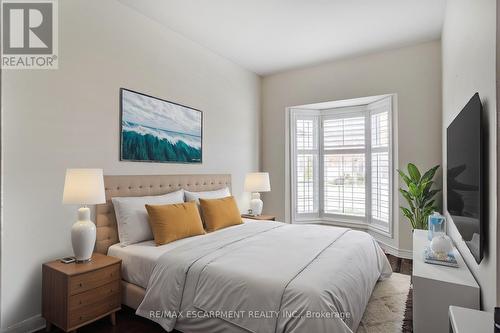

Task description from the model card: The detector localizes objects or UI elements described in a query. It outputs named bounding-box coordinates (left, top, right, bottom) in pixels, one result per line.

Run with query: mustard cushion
left=145, top=201, right=205, bottom=246
left=199, top=196, right=243, bottom=232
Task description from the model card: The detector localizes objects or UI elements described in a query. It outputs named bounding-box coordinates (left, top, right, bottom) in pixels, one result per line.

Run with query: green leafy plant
left=398, top=163, right=440, bottom=230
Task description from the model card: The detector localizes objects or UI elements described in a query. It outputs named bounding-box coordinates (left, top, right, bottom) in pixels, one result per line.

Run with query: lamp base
left=71, top=207, right=96, bottom=262
left=250, top=192, right=263, bottom=215
left=75, top=258, right=92, bottom=263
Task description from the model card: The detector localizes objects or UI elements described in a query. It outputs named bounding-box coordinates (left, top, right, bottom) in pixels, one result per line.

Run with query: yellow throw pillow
left=199, top=196, right=243, bottom=232
left=145, top=201, right=205, bottom=246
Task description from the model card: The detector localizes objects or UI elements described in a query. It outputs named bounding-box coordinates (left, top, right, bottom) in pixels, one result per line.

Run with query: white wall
left=262, top=41, right=442, bottom=254
left=442, top=0, right=498, bottom=311
left=0, top=0, right=261, bottom=329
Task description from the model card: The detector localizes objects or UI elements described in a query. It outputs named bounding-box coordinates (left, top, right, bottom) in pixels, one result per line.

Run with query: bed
left=96, top=174, right=392, bottom=333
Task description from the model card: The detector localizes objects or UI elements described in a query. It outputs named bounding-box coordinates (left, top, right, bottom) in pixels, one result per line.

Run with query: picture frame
left=119, top=88, right=203, bottom=164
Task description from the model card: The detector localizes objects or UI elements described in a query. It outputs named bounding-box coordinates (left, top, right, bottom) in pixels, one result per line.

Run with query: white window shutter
left=323, top=115, right=366, bottom=216
left=323, top=116, right=365, bottom=149
left=369, top=98, right=392, bottom=225
left=293, top=114, right=319, bottom=217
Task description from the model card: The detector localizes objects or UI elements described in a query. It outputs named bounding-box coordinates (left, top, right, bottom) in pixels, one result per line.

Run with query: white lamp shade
left=244, top=172, right=271, bottom=192
left=62, top=169, right=106, bottom=205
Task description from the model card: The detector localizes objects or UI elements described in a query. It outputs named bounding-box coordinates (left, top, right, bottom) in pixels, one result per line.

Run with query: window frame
left=290, top=97, right=394, bottom=237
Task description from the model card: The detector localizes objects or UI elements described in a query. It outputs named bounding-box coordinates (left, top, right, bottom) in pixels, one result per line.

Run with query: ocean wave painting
left=120, top=88, right=202, bottom=163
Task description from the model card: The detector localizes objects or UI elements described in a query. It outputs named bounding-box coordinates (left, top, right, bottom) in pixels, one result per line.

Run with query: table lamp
left=62, top=169, right=106, bottom=262
left=244, top=172, right=271, bottom=215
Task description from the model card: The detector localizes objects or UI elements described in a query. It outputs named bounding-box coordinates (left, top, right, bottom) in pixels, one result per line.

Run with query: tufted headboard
left=95, top=174, right=232, bottom=254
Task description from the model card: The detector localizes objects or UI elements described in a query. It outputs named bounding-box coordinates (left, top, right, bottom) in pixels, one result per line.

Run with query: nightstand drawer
left=69, top=295, right=120, bottom=328
left=69, top=264, right=120, bottom=295
left=69, top=280, right=120, bottom=311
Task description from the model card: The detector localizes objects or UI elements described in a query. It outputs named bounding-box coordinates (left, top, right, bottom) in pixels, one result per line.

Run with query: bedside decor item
left=398, top=163, right=440, bottom=230
left=430, top=234, right=453, bottom=256
left=59, top=257, right=76, bottom=264
left=120, top=88, right=202, bottom=163
left=244, top=172, right=271, bottom=215
left=62, top=168, right=106, bottom=262
left=428, top=211, right=446, bottom=240
left=427, top=212, right=446, bottom=240
left=424, top=245, right=458, bottom=267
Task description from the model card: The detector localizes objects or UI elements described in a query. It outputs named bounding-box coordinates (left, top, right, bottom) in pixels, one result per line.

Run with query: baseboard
left=378, top=241, right=413, bottom=259
left=1, top=314, right=45, bottom=333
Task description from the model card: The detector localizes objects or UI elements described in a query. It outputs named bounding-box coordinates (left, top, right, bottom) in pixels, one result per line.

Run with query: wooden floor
left=386, top=253, right=413, bottom=275
left=39, top=254, right=412, bottom=333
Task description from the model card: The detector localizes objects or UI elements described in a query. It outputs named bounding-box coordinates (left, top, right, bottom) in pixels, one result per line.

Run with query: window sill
left=293, top=217, right=392, bottom=238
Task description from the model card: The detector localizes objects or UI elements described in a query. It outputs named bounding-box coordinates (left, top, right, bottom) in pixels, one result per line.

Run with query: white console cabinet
left=449, top=306, right=493, bottom=333
left=413, top=230, right=480, bottom=333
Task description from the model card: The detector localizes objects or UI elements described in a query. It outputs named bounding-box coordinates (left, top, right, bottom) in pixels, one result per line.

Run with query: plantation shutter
left=290, top=96, right=392, bottom=234
left=293, top=113, right=319, bottom=218
left=369, top=97, right=392, bottom=226
left=322, top=113, right=366, bottom=217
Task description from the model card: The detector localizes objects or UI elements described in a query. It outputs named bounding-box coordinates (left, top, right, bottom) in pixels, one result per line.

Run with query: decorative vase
left=430, top=235, right=453, bottom=256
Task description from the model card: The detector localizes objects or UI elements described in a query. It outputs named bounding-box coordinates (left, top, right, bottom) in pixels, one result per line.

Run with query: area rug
left=357, top=272, right=411, bottom=333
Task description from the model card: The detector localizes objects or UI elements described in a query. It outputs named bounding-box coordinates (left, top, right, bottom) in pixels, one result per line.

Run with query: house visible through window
left=290, top=95, right=393, bottom=234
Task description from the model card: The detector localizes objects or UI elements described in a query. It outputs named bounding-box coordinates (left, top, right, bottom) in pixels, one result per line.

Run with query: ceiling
left=119, top=0, right=447, bottom=76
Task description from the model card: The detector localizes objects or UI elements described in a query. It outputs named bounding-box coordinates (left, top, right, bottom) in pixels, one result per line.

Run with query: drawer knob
left=79, top=283, right=83, bottom=287
left=79, top=300, right=82, bottom=304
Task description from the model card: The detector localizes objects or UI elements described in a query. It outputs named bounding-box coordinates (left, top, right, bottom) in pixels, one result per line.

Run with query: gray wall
left=442, top=0, right=498, bottom=311
left=0, top=0, right=261, bottom=329
left=261, top=40, right=442, bottom=254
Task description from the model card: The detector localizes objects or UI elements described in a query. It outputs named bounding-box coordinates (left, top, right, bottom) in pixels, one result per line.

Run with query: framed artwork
left=120, top=88, right=202, bottom=163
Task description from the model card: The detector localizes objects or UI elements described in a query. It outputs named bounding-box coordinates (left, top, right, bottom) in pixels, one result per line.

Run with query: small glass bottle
left=428, top=212, right=445, bottom=240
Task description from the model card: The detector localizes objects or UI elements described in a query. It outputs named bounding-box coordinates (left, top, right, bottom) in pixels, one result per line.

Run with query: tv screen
left=446, top=92, right=484, bottom=263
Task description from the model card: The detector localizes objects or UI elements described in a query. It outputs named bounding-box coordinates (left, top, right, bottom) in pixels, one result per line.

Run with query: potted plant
left=398, top=163, right=441, bottom=230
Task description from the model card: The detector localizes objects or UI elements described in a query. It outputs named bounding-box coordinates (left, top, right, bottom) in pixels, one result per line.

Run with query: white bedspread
left=136, top=221, right=391, bottom=333
left=107, top=234, right=206, bottom=288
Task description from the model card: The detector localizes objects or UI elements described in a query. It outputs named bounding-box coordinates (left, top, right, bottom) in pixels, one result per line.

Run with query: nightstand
left=241, top=214, right=276, bottom=221
left=42, top=253, right=121, bottom=332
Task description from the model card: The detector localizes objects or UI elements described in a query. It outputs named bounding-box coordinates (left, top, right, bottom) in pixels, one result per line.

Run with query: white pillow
left=112, top=189, right=184, bottom=246
left=184, top=187, right=231, bottom=204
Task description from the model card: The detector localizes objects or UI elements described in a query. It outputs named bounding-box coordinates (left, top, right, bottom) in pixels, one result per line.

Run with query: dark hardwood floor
left=38, top=307, right=169, bottom=333
left=38, top=254, right=412, bottom=333
left=386, top=253, right=413, bottom=275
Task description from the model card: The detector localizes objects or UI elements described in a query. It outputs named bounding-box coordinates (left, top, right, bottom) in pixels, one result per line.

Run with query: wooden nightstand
left=241, top=214, right=276, bottom=221
left=42, top=253, right=121, bottom=332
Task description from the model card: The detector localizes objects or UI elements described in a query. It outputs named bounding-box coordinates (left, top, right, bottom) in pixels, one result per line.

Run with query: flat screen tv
left=446, top=92, right=484, bottom=263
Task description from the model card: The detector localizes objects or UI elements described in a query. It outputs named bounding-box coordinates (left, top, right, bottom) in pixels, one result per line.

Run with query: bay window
left=290, top=96, right=393, bottom=234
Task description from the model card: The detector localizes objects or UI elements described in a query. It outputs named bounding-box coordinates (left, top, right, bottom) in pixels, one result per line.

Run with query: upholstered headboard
left=95, top=174, right=232, bottom=254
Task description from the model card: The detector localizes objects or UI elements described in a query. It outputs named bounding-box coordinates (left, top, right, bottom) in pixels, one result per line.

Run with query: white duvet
left=136, top=221, right=392, bottom=333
